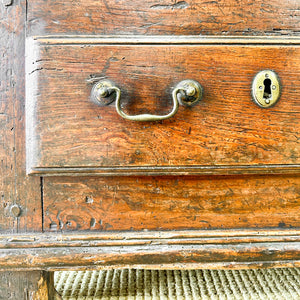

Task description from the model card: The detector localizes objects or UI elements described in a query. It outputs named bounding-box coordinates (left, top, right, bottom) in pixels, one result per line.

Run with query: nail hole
left=90, top=218, right=96, bottom=228
left=86, top=196, right=94, bottom=204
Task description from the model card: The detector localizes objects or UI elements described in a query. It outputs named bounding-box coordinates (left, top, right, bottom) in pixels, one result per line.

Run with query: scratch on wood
left=28, top=67, right=43, bottom=75
left=150, top=1, right=189, bottom=10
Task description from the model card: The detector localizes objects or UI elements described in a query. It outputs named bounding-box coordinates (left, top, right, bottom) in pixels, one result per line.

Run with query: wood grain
left=27, top=0, right=300, bottom=36
left=43, top=175, right=300, bottom=231
left=0, top=0, right=41, bottom=232
left=1, top=230, right=300, bottom=248
left=0, top=241, right=300, bottom=271
left=0, top=231, right=299, bottom=271
left=26, top=38, right=300, bottom=175
left=0, top=0, right=298, bottom=275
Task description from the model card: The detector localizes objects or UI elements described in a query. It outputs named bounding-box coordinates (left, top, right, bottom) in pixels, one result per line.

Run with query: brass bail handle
left=90, top=79, right=203, bottom=121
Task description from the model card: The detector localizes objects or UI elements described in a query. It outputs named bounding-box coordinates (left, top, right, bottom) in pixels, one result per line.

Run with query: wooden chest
left=0, top=0, right=299, bottom=297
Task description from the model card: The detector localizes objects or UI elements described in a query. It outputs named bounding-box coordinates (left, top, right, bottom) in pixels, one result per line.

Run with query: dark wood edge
left=0, top=230, right=299, bottom=270
left=6, top=261, right=300, bottom=272
left=43, top=261, right=300, bottom=272
left=28, top=164, right=300, bottom=176
left=31, top=36, right=300, bottom=45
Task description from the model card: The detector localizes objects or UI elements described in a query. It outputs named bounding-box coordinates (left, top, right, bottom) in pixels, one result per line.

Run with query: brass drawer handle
left=90, top=79, right=203, bottom=121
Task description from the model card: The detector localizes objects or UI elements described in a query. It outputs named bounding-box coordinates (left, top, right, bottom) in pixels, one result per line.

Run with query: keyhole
left=252, top=70, right=280, bottom=108
left=263, top=78, right=272, bottom=100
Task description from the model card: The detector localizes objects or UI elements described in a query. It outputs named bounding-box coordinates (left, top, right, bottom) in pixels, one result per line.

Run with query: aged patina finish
left=1, top=0, right=299, bottom=298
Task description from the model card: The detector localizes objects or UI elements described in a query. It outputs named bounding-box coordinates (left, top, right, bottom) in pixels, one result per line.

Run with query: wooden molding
left=33, top=35, right=300, bottom=45
left=29, top=164, right=300, bottom=176
left=0, top=230, right=299, bottom=271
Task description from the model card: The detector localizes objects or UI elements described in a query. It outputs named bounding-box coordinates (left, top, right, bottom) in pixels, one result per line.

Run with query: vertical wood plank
left=0, top=271, right=59, bottom=300
left=0, top=0, right=41, bottom=232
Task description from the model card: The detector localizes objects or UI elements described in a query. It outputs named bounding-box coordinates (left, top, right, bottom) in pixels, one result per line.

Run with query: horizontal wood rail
left=0, top=229, right=299, bottom=271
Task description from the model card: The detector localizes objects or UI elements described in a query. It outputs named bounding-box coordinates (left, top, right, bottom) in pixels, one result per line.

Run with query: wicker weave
left=55, top=268, right=300, bottom=299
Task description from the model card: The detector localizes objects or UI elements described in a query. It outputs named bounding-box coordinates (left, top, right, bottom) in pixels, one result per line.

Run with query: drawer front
left=27, top=0, right=300, bottom=36
left=26, top=37, right=300, bottom=176
left=43, top=175, right=300, bottom=231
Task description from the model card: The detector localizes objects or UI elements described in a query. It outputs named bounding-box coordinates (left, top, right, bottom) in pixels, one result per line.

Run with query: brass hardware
left=90, top=79, right=116, bottom=106
left=175, top=79, right=203, bottom=107
left=90, top=79, right=203, bottom=121
left=252, top=70, right=281, bottom=108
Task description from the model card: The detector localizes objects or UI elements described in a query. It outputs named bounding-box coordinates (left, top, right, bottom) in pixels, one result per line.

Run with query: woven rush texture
left=54, top=268, right=300, bottom=299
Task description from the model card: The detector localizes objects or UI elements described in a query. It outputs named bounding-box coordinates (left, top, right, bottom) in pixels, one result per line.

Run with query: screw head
left=272, top=85, right=276, bottom=90
left=185, top=85, right=196, bottom=97
left=10, top=204, right=21, bottom=217
left=97, top=86, right=109, bottom=98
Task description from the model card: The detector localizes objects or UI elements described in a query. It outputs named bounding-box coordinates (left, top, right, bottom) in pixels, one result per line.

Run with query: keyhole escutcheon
left=252, top=70, right=281, bottom=108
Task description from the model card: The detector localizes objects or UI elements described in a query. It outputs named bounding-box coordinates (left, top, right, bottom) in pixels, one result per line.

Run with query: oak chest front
left=0, top=1, right=299, bottom=295
left=25, top=0, right=300, bottom=235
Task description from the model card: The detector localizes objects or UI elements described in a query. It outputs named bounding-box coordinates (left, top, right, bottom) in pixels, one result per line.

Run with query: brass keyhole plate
left=252, top=70, right=281, bottom=108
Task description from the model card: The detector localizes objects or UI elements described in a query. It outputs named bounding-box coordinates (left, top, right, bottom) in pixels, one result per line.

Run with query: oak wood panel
left=43, top=175, right=300, bottom=231
left=26, top=38, right=300, bottom=175
left=27, top=0, right=300, bottom=36
left=0, top=0, right=41, bottom=232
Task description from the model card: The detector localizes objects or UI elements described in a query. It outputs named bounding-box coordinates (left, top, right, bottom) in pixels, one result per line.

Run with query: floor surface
left=54, top=268, right=300, bottom=299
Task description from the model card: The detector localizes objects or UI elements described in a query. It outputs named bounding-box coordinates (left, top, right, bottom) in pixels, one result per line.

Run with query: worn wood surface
left=27, top=0, right=300, bottom=36
left=1, top=230, right=300, bottom=248
left=0, top=231, right=299, bottom=271
left=0, top=0, right=41, bottom=232
left=43, top=175, right=300, bottom=231
left=0, top=271, right=57, bottom=299
left=26, top=38, right=300, bottom=175
left=0, top=241, right=299, bottom=271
